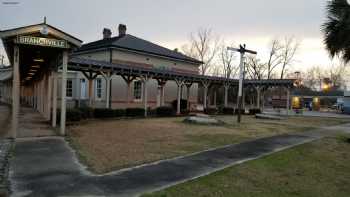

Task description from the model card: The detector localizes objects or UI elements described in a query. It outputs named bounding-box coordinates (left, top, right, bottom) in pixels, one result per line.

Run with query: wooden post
left=141, top=76, right=149, bottom=117
left=52, top=72, right=58, bottom=127
left=101, top=72, right=112, bottom=108
left=175, top=79, right=184, bottom=115
left=12, top=45, right=20, bottom=139
left=224, top=84, right=229, bottom=107
left=46, top=73, right=52, bottom=120
left=121, top=75, right=136, bottom=107
left=60, top=51, right=68, bottom=136
left=202, top=81, right=210, bottom=110
left=161, top=84, right=165, bottom=106
left=88, top=79, right=93, bottom=107
left=186, top=83, right=192, bottom=111
left=286, top=88, right=290, bottom=116
left=257, top=87, right=261, bottom=109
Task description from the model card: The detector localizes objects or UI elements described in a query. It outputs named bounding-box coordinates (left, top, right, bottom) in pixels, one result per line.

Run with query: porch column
left=175, top=79, right=184, bottom=115
left=213, top=90, right=217, bottom=107
left=242, top=89, right=246, bottom=109
left=141, top=76, right=149, bottom=117
left=101, top=72, right=112, bottom=108
left=46, top=73, right=52, bottom=121
left=161, top=85, right=165, bottom=106
left=88, top=79, right=94, bottom=107
left=156, top=79, right=167, bottom=107
left=186, top=83, right=192, bottom=111
left=12, top=45, right=20, bottom=139
left=256, top=87, right=261, bottom=109
left=202, top=81, right=210, bottom=110
left=156, top=85, right=161, bottom=107
left=224, top=84, right=229, bottom=107
left=60, top=50, right=68, bottom=136
left=121, top=75, right=136, bottom=107
left=286, top=87, right=290, bottom=115
left=52, top=72, right=58, bottom=127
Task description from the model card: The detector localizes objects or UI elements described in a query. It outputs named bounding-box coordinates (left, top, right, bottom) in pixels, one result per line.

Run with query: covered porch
left=0, top=22, right=82, bottom=138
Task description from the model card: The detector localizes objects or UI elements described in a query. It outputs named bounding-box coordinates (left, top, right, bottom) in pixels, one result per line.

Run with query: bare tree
left=182, top=28, right=220, bottom=75
left=280, top=37, right=300, bottom=79
left=266, top=39, right=282, bottom=79
left=326, top=63, right=346, bottom=89
left=219, top=41, right=238, bottom=79
left=245, top=55, right=266, bottom=80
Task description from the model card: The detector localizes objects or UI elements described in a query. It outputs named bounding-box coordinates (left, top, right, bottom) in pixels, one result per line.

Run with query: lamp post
left=228, top=44, right=257, bottom=123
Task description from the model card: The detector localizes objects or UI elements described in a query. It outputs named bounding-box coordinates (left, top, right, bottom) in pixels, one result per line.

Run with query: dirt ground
left=68, top=115, right=350, bottom=174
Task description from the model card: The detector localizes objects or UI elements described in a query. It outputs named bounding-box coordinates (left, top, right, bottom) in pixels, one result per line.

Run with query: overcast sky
left=0, top=0, right=339, bottom=72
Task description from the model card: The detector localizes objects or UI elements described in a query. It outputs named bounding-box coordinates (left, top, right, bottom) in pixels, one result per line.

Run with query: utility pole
left=227, top=44, right=257, bottom=123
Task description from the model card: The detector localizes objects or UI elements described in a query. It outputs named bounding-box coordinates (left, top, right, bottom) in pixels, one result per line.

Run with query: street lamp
left=227, top=44, right=257, bottom=123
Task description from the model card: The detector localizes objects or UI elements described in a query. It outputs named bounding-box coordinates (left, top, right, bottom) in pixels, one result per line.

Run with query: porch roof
left=68, top=57, right=296, bottom=87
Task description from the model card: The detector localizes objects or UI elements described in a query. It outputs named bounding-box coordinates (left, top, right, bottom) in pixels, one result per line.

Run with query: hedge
left=114, top=109, right=126, bottom=117
left=249, top=108, right=262, bottom=115
left=204, top=108, right=218, bottom=115
left=222, top=107, right=234, bottom=115
left=94, top=108, right=115, bottom=118
left=126, top=108, right=145, bottom=117
left=78, top=107, right=94, bottom=119
left=57, top=108, right=82, bottom=122
left=171, top=99, right=188, bottom=111
left=235, top=109, right=246, bottom=115
left=156, top=106, right=175, bottom=117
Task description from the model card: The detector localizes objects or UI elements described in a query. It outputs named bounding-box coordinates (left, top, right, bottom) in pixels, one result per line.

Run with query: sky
left=0, top=0, right=341, bottom=73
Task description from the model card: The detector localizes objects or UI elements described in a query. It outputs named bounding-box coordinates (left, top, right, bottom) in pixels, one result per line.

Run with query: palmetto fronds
left=322, top=0, right=350, bottom=62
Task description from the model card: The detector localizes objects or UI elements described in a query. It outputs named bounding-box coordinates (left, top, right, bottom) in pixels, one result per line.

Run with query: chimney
left=118, top=24, right=127, bottom=37
left=103, top=28, right=112, bottom=39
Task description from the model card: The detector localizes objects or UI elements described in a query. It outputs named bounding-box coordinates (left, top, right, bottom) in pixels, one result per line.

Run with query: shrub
left=67, top=109, right=83, bottom=121
left=94, top=108, right=115, bottom=118
left=222, top=107, right=234, bottom=115
left=78, top=107, right=94, bottom=119
left=235, top=109, right=245, bottom=115
left=205, top=108, right=218, bottom=115
left=249, top=108, right=262, bottom=115
left=57, top=108, right=82, bottom=122
left=126, top=108, right=145, bottom=117
left=114, top=109, right=126, bottom=117
left=156, top=106, right=175, bottom=117
left=171, top=99, right=188, bottom=111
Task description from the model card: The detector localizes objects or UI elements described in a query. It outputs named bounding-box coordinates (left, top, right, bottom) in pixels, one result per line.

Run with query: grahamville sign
left=15, top=36, right=69, bottom=48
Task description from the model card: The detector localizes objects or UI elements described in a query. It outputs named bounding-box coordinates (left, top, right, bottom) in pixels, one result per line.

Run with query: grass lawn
left=67, top=115, right=350, bottom=173
left=143, top=135, right=350, bottom=197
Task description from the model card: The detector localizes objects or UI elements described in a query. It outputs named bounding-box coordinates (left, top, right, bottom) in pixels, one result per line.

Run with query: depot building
left=0, top=21, right=295, bottom=138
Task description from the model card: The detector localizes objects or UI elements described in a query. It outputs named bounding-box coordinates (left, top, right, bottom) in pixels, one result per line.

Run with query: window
left=133, top=81, right=142, bottom=100
left=66, top=79, right=73, bottom=98
left=80, top=79, right=86, bottom=99
left=96, top=78, right=102, bottom=99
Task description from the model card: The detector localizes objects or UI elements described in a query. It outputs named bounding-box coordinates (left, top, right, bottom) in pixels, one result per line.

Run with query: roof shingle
left=74, top=34, right=203, bottom=64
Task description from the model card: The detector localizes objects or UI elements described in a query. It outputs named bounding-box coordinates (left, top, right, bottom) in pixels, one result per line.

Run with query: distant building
left=344, top=91, right=350, bottom=114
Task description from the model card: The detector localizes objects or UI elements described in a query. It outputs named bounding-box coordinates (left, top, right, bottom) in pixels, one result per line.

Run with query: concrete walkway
left=10, top=124, right=350, bottom=197
left=17, top=107, right=56, bottom=138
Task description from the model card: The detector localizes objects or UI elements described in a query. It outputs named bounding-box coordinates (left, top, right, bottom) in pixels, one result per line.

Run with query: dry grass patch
left=68, top=116, right=350, bottom=173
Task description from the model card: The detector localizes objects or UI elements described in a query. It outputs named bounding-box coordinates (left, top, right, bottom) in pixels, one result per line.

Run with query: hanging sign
left=15, top=36, right=69, bottom=48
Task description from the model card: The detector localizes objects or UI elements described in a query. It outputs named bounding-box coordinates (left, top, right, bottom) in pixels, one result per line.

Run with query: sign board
left=15, top=36, right=69, bottom=48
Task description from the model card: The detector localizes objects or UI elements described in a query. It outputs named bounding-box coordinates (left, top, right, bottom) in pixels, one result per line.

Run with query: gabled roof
left=0, top=23, right=82, bottom=47
left=74, top=34, right=203, bottom=65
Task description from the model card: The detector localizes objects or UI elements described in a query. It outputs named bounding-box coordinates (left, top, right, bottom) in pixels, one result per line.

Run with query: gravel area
left=0, top=140, right=13, bottom=196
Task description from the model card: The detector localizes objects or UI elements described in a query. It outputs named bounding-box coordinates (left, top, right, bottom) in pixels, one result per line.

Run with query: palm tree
left=322, top=0, right=350, bottom=62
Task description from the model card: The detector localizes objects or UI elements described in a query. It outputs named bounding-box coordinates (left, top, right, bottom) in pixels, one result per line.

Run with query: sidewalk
left=9, top=124, right=350, bottom=197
